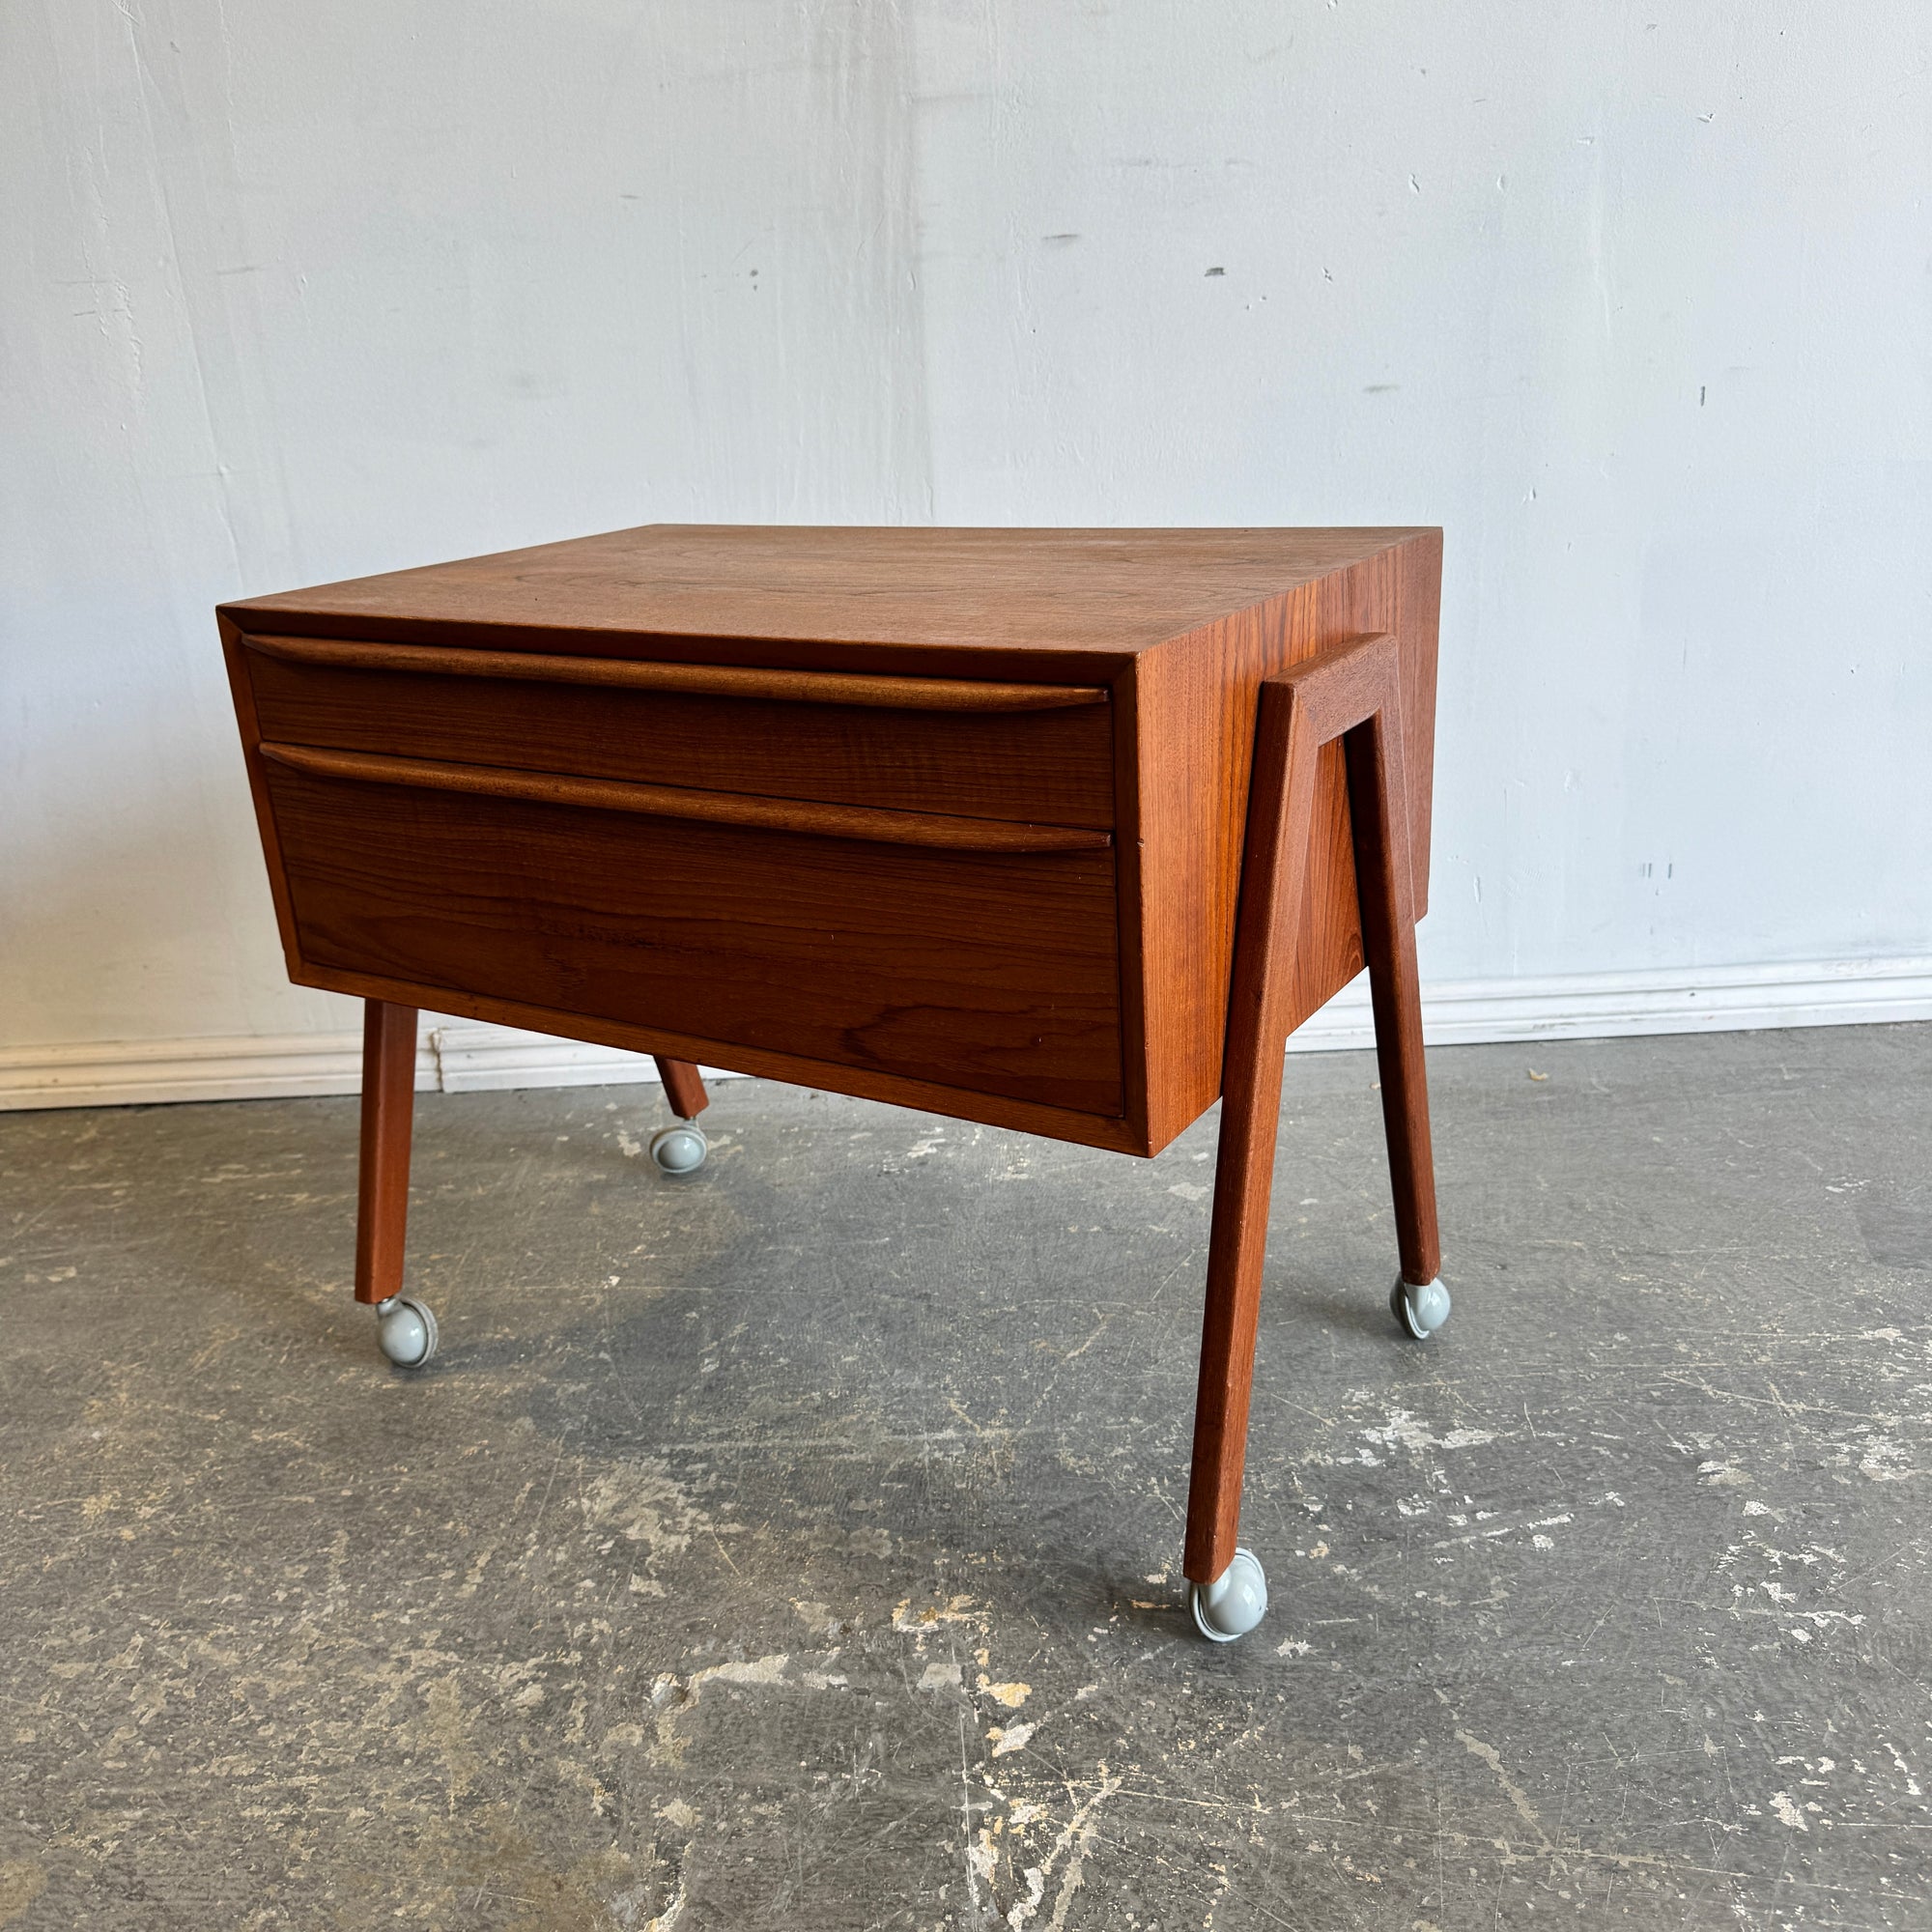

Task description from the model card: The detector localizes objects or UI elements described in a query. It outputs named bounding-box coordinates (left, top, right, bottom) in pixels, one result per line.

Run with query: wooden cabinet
left=219, top=523, right=1448, bottom=1632
left=223, top=525, right=1439, bottom=1156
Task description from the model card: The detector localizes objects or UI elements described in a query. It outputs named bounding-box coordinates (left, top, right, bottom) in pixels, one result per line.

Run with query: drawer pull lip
left=243, top=633, right=1108, bottom=712
left=258, top=742, right=1115, bottom=854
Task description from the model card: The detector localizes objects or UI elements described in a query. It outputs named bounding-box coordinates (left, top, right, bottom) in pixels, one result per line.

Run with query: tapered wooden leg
left=1184, top=686, right=1322, bottom=1586
left=355, top=1000, right=417, bottom=1306
left=653, top=1056, right=709, bottom=1120
left=1183, top=633, right=1446, bottom=1591
left=1344, top=712, right=1442, bottom=1288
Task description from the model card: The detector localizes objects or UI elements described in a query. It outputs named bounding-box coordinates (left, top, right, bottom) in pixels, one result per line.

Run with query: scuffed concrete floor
left=2, top=1025, right=1930, bottom=1930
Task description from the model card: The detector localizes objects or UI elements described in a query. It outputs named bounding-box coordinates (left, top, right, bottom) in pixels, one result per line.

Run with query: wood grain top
left=222, top=525, right=1436, bottom=658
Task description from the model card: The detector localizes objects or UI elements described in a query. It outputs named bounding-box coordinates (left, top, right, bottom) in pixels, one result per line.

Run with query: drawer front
left=263, top=755, right=1124, bottom=1118
left=242, top=633, right=1115, bottom=830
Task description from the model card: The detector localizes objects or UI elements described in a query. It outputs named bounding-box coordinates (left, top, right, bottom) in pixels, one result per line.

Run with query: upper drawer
left=240, top=633, right=1115, bottom=829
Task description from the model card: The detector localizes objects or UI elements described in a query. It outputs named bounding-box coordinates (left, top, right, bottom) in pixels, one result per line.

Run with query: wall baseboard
left=1287, top=954, right=1932, bottom=1053
left=0, top=1020, right=744, bottom=1112
left=4, top=956, right=1929, bottom=1112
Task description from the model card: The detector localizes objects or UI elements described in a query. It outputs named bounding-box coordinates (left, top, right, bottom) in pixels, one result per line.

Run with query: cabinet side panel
left=1395, top=529, right=1443, bottom=915
left=1139, top=538, right=1444, bottom=1151
left=1280, top=547, right=1401, bottom=1029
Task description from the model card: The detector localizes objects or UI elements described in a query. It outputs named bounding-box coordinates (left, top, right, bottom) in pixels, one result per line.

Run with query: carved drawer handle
left=244, top=633, right=1108, bottom=713
left=258, top=742, right=1114, bottom=855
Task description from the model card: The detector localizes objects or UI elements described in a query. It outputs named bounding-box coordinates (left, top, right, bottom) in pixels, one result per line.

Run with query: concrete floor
left=1, top=1025, right=1929, bottom=1930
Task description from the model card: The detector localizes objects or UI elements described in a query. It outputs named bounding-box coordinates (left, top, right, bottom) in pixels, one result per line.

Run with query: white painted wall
left=6, top=2, right=1929, bottom=1103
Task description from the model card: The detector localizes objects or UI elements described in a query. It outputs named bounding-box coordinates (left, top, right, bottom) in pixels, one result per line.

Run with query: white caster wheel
left=1189, top=1547, right=1268, bottom=1643
left=649, top=1120, right=708, bottom=1176
left=376, top=1294, right=439, bottom=1368
left=1391, top=1276, right=1451, bottom=1340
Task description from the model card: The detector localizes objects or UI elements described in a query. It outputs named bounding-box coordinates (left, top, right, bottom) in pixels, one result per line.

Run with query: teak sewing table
left=220, top=525, right=1448, bottom=1642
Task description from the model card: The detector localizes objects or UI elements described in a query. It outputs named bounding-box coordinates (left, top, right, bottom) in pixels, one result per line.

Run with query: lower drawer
left=264, top=757, right=1125, bottom=1118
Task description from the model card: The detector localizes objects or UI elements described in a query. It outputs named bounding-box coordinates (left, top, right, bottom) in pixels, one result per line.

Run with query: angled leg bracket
left=1183, top=633, right=1443, bottom=1584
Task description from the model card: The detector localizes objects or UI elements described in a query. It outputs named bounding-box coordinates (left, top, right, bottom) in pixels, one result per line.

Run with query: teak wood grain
left=653, top=1058, right=708, bottom=1122
left=225, top=524, right=1442, bottom=662
left=1115, top=531, right=1438, bottom=1148
left=261, top=752, right=1125, bottom=1118
left=354, top=1000, right=417, bottom=1307
left=220, top=524, right=1447, bottom=1604
left=257, top=741, right=1114, bottom=854
left=243, top=631, right=1110, bottom=710
left=220, top=524, right=1440, bottom=1155
left=242, top=637, right=1116, bottom=831
left=299, top=957, right=1156, bottom=1154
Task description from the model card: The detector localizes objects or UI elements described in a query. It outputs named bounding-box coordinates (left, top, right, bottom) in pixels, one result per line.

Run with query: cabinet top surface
left=223, top=524, right=1435, bottom=655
